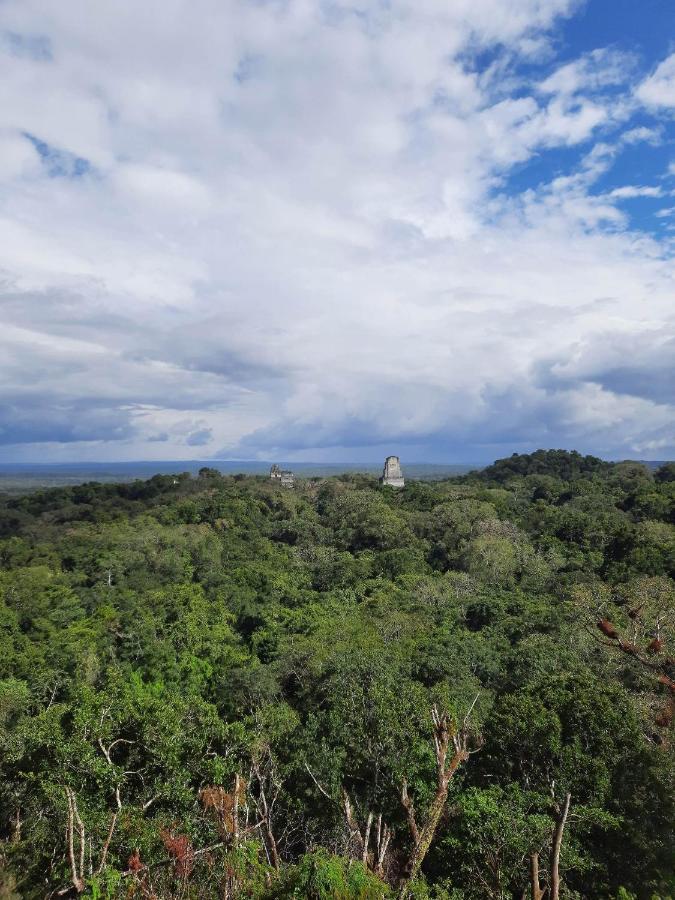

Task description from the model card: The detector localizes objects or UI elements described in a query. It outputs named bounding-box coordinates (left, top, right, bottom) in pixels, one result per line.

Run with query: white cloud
left=113, top=163, right=213, bottom=214
left=636, top=53, right=675, bottom=109
left=608, top=185, right=662, bottom=199
left=0, top=129, right=41, bottom=178
left=0, top=0, right=672, bottom=463
left=621, top=125, right=661, bottom=145
left=539, top=48, right=634, bottom=96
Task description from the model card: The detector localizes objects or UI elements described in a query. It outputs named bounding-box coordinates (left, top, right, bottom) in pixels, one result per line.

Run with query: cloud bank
left=0, top=0, right=673, bottom=463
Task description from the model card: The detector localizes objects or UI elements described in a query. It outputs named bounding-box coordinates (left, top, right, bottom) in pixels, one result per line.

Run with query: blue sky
left=0, top=0, right=673, bottom=464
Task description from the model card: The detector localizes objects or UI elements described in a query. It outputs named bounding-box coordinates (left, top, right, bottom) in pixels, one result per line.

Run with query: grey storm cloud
left=0, top=399, right=136, bottom=445
left=0, top=0, right=673, bottom=463
left=186, top=428, right=213, bottom=447
left=533, top=330, right=675, bottom=406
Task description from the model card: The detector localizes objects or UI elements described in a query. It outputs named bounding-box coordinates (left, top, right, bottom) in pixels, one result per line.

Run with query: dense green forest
left=0, top=450, right=673, bottom=899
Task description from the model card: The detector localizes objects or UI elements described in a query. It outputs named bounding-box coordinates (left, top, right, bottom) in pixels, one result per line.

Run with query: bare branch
left=64, top=788, right=85, bottom=894
left=342, top=789, right=363, bottom=848
left=304, top=762, right=334, bottom=802
left=95, top=813, right=118, bottom=877
left=142, top=794, right=160, bottom=812
left=362, top=811, right=374, bottom=866
left=400, top=780, right=420, bottom=847
left=97, top=737, right=134, bottom=766
left=462, top=693, right=480, bottom=730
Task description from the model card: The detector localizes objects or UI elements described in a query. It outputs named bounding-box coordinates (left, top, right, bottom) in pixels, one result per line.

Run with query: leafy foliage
left=0, top=451, right=673, bottom=898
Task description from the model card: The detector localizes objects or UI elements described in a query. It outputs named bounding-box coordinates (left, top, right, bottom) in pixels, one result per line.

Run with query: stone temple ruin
left=270, top=464, right=295, bottom=488
left=380, top=455, right=405, bottom=488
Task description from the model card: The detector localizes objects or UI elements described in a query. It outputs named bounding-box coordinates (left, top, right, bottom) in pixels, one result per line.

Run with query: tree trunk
left=397, top=705, right=472, bottom=899
left=549, top=793, right=571, bottom=900
left=398, top=786, right=450, bottom=895
left=263, top=821, right=280, bottom=871
left=11, top=807, right=21, bottom=844
left=232, top=773, right=242, bottom=848
left=529, top=851, right=544, bottom=900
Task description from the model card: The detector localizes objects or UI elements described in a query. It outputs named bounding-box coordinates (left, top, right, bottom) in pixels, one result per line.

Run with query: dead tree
left=397, top=701, right=478, bottom=898
left=199, top=775, right=247, bottom=846
left=59, top=726, right=160, bottom=895
left=341, top=790, right=392, bottom=877
left=592, top=609, right=675, bottom=736
left=304, top=764, right=392, bottom=878
left=199, top=775, right=248, bottom=900
left=64, top=787, right=86, bottom=894
left=371, top=812, right=393, bottom=878
left=549, top=793, right=571, bottom=900
left=574, top=579, right=674, bottom=737
left=62, top=734, right=127, bottom=894
left=250, top=751, right=282, bottom=870
left=62, top=783, right=122, bottom=895
left=306, top=700, right=477, bottom=895
left=529, top=792, right=572, bottom=900
left=576, top=578, right=673, bottom=681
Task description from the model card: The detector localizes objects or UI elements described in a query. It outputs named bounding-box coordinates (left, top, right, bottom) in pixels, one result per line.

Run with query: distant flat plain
left=0, top=460, right=477, bottom=494
left=2, top=459, right=668, bottom=495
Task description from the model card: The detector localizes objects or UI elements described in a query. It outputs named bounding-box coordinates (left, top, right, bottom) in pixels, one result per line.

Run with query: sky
left=0, top=0, right=673, bottom=465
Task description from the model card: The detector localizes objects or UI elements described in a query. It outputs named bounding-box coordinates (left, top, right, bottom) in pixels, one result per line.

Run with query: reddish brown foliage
left=127, top=849, right=144, bottom=873
left=655, top=704, right=674, bottom=728
left=597, top=619, right=619, bottom=640
left=648, top=638, right=664, bottom=654
left=199, top=779, right=246, bottom=837
left=657, top=675, right=675, bottom=693
left=160, top=829, right=195, bottom=878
